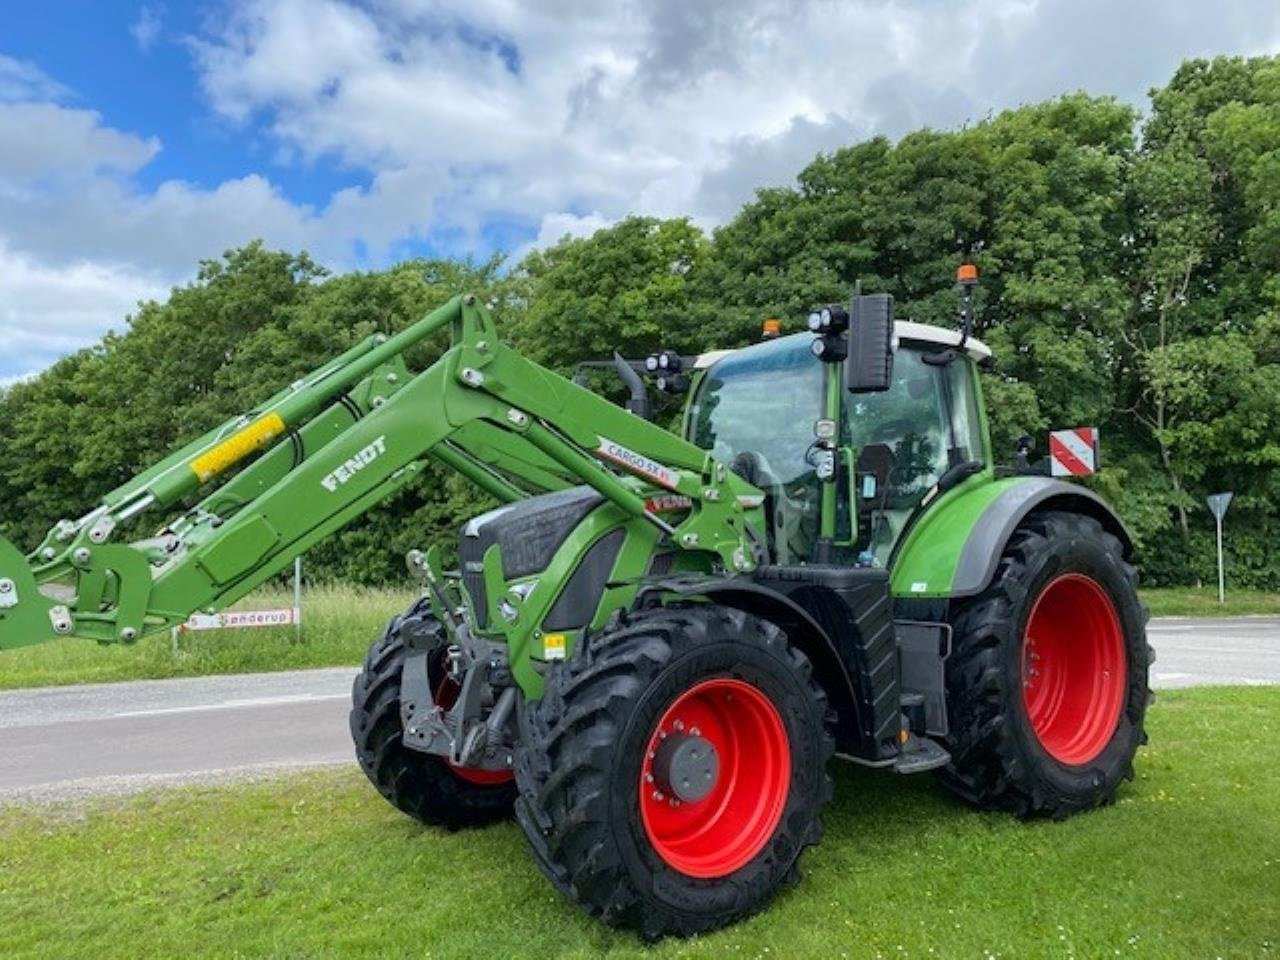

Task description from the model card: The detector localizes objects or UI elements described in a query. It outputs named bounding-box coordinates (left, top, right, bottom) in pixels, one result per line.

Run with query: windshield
left=688, top=335, right=823, bottom=562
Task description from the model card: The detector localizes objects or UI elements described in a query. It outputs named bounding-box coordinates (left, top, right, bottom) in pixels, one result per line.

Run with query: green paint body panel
left=888, top=472, right=1022, bottom=598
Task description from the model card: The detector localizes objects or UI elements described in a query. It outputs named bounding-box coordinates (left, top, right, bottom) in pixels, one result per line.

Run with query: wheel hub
left=652, top=731, right=719, bottom=803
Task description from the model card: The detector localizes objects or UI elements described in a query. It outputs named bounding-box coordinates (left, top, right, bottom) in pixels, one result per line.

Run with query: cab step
left=894, top=734, right=951, bottom=774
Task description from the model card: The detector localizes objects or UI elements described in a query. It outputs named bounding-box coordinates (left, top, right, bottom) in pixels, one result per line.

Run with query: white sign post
left=293, top=555, right=303, bottom=641
left=1206, top=493, right=1233, bottom=605
left=170, top=557, right=304, bottom=653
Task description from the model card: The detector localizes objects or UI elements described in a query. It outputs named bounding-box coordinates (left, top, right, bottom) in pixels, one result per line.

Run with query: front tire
left=515, top=606, right=833, bottom=939
left=939, top=510, right=1152, bottom=818
left=349, top=600, right=516, bottom=829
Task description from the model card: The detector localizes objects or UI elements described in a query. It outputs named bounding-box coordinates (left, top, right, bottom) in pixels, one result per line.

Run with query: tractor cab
left=686, top=323, right=992, bottom=567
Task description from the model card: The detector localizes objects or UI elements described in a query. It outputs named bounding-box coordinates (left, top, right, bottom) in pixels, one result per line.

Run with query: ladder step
left=893, top=735, right=951, bottom=774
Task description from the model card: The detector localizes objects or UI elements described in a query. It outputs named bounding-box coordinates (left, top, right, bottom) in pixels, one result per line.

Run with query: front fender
left=636, top=575, right=869, bottom=756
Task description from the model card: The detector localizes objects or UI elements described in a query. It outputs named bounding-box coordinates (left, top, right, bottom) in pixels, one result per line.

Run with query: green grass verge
left=1141, top=586, right=1280, bottom=618
left=2, top=687, right=1276, bottom=959
left=3, top=583, right=1279, bottom=692
left=0, top=584, right=413, bottom=691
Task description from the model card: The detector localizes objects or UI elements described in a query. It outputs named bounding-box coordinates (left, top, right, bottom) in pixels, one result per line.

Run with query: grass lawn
left=0, top=584, right=413, bottom=691
left=2, top=583, right=1278, bottom=692
left=1141, top=586, right=1280, bottom=618
left=1, top=687, right=1276, bottom=959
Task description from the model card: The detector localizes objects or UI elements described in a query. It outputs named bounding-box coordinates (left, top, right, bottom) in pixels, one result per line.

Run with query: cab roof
left=694, top=321, right=992, bottom=369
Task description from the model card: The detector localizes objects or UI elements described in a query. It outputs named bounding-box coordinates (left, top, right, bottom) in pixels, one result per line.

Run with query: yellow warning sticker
left=191, top=413, right=286, bottom=483
left=543, top=633, right=567, bottom=661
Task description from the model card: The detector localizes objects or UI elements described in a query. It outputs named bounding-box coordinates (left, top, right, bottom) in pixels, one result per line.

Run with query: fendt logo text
left=322, top=436, right=388, bottom=492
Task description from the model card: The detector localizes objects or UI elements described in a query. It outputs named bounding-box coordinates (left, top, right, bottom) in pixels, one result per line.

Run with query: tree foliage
left=3, top=56, right=1280, bottom=587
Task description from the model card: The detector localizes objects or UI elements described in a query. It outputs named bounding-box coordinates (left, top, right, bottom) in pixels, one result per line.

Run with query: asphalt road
left=1, top=617, right=1276, bottom=803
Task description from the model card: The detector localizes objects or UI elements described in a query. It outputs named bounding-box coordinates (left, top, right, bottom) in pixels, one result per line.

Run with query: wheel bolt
left=652, top=791, right=664, bottom=802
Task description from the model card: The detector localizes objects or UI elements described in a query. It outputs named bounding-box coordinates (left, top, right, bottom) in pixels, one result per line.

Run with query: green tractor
left=0, top=268, right=1150, bottom=937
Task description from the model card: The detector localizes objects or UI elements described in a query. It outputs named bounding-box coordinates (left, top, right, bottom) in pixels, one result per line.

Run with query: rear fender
left=950, top=478, right=1133, bottom=597
left=891, top=475, right=1132, bottom=601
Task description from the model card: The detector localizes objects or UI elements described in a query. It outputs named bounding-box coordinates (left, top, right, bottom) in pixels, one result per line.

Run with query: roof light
left=762, top=318, right=781, bottom=340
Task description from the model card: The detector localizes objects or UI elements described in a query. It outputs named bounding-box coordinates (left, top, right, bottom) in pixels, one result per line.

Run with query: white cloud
left=130, top=4, right=165, bottom=53
left=0, top=102, right=160, bottom=178
left=173, top=0, right=1061, bottom=236
left=189, top=0, right=1280, bottom=236
left=0, top=54, right=69, bottom=103
left=5, top=0, right=1280, bottom=382
left=0, top=242, right=168, bottom=380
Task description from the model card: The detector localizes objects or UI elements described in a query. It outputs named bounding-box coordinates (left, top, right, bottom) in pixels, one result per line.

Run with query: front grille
left=458, top=487, right=605, bottom=632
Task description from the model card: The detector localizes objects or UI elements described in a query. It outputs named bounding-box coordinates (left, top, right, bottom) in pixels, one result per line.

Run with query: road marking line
left=113, top=693, right=347, bottom=718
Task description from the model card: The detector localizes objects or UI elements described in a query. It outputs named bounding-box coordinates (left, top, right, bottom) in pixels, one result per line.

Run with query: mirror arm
left=611, top=352, right=653, bottom=420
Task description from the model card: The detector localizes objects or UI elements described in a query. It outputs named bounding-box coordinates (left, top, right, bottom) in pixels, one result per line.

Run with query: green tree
left=510, top=217, right=713, bottom=369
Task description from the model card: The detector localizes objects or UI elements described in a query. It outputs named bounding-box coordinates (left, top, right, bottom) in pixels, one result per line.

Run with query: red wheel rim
left=639, top=678, right=790, bottom=878
left=1022, top=573, right=1127, bottom=765
left=433, top=673, right=514, bottom=787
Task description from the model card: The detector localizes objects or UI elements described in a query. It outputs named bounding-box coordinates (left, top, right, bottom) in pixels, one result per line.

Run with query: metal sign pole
left=1216, top=514, right=1225, bottom=605
left=294, top=556, right=303, bottom=641
left=1206, top=493, right=1233, bottom=606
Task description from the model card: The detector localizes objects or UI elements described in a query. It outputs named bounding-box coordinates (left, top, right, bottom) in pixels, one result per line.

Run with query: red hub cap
left=433, top=672, right=513, bottom=787
left=1022, top=573, right=1127, bottom=765
left=639, top=678, right=791, bottom=878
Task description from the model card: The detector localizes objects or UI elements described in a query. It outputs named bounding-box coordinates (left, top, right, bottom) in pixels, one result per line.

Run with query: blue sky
left=3, top=0, right=1279, bottom=385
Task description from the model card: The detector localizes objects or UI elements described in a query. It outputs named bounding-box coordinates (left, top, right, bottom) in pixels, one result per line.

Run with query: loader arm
left=0, top=294, right=764, bottom=653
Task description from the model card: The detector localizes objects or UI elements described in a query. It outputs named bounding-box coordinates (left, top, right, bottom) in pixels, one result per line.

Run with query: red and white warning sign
left=1049, top=427, right=1099, bottom=477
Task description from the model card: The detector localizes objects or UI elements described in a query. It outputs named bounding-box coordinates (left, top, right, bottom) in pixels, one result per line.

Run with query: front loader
left=0, top=270, right=1151, bottom=937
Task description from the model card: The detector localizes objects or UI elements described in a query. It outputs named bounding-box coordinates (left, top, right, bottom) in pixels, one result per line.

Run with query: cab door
left=842, top=346, right=985, bottom=565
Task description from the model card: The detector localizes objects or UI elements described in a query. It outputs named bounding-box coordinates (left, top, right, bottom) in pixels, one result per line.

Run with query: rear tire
left=349, top=600, right=516, bottom=829
left=515, top=605, right=833, bottom=939
left=938, top=510, right=1152, bottom=818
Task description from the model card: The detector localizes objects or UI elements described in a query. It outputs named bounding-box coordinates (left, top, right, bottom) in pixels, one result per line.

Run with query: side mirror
left=845, top=292, right=894, bottom=393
